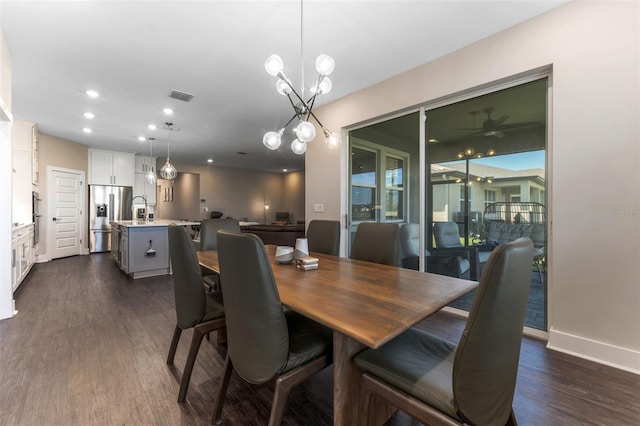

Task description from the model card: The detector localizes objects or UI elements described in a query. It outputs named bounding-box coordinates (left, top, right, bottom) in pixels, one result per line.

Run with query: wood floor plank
left=1, top=253, right=638, bottom=426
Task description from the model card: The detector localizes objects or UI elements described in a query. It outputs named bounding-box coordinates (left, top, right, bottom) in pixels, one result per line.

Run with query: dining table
left=197, top=245, right=478, bottom=426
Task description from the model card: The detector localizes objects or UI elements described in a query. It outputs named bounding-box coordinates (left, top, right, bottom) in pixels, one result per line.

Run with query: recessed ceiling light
left=82, top=127, right=92, bottom=133
left=428, top=138, right=438, bottom=143
left=283, top=169, right=288, bottom=172
left=84, top=112, right=95, bottom=119
left=86, top=90, right=99, bottom=98
left=163, top=108, right=174, bottom=115
left=138, top=136, right=146, bottom=142
left=148, top=124, right=157, bottom=130
left=207, top=158, right=213, bottom=163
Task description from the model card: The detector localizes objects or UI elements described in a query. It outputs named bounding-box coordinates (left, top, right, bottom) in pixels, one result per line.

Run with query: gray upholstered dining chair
left=401, top=223, right=472, bottom=279
left=199, top=218, right=241, bottom=291
left=212, top=230, right=333, bottom=425
left=355, top=237, right=534, bottom=426
left=432, top=221, right=483, bottom=280
left=306, top=219, right=340, bottom=256
left=350, top=222, right=401, bottom=267
left=166, top=224, right=226, bottom=403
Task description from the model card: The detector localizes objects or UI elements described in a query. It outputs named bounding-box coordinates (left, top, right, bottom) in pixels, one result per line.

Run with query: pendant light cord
left=300, top=0, right=304, bottom=99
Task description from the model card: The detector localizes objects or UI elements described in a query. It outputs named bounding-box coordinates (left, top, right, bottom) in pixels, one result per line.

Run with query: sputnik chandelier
left=262, top=0, right=340, bottom=155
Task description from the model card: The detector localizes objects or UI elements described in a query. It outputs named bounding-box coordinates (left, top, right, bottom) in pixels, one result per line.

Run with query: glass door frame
left=343, top=69, right=551, bottom=336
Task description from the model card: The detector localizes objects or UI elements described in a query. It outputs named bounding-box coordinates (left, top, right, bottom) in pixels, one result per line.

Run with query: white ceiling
left=1, top=0, right=567, bottom=173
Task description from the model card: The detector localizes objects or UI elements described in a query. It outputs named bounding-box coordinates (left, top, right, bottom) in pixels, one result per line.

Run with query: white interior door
left=48, top=167, right=84, bottom=259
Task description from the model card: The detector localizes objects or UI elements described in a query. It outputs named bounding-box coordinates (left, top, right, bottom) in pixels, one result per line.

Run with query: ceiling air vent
left=169, top=90, right=194, bottom=102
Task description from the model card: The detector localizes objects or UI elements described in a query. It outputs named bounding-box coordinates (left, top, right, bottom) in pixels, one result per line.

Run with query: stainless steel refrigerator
left=88, top=185, right=133, bottom=253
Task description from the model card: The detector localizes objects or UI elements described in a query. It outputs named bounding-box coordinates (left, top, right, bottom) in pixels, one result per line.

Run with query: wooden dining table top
left=197, top=245, right=477, bottom=349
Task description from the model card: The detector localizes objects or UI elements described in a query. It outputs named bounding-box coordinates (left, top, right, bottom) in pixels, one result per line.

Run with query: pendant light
left=146, top=137, right=157, bottom=184
left=160, top=122, right=178, bottom=179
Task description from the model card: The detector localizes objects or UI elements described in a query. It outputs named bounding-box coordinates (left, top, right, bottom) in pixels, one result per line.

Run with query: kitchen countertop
left=113, top=219, right=200, bottom=228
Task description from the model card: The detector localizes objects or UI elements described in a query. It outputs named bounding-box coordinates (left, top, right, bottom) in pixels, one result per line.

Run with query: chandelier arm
left=277, top=71, right=310, bottom=111
left=286, top=94, right=299, bottom=112
left=305, top=94, right=318, bottom=121
left=307, top=109, right=328, bottom=132
left=283, top=113, right=299, bottom=129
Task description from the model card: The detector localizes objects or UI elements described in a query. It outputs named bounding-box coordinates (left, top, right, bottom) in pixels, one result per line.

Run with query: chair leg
left=167, top=325, right=182, bottom=365
left=268, top=355, right=329, bottom=426
left=178, top=326, right=207, bottom=403
left=535, top=260, right=544, bottom=282
left=211, top=355, right=234, bottom=425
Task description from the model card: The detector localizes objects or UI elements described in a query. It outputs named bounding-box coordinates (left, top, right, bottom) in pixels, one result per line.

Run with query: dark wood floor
left=1, top=254, right=638, bottom=426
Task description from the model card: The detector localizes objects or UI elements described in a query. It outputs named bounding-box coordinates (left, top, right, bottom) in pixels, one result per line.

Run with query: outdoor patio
left=449, top=266, right=546, bottom=330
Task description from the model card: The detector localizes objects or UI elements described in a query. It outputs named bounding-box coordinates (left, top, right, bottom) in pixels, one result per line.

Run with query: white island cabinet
left=112, top=220, right=198, bottom=279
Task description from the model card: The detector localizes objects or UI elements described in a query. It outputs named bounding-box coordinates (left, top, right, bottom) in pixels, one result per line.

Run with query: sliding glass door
left=348, top=112, right=419, bottom=247
left=347, top=77, right=549, bottom=331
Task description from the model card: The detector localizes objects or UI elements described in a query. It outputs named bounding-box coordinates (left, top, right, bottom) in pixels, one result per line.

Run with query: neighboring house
left=430, top=162, right=545, bottom=234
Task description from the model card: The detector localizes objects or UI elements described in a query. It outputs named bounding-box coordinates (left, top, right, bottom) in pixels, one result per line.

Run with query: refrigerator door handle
left=109, top=193, right=114, bottom=220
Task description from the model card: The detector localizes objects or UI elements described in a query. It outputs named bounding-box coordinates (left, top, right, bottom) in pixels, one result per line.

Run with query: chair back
left=400, top=223, right=419, bottom=258
left=452, top=237, right=534, bottom=424
left=216, top=230, right=289, bottom=384
left=350, top=222, right=401, bottom=266
left=200, top=218, right=241, bottom=251
left=433, top=221, right=463, bottom=248
left=306, top=220, right=340, bottom=256
left=168, top=224, right=207, bottom=329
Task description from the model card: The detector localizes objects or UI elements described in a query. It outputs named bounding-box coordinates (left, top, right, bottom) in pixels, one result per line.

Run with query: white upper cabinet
left=134, top=156, right=156, bottom=174
left=12, top=120, right=39, bottom=186
left=133, top=156, right=157, bottom=204
left=89, top=149, right=134, bottom=186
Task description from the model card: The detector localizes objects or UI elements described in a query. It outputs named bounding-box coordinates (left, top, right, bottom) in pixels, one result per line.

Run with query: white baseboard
left=548, top=327, right=640, bottom=375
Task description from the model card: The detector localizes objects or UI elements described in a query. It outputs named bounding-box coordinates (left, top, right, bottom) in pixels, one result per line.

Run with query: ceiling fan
left=456, top=107, right=539, bottom=138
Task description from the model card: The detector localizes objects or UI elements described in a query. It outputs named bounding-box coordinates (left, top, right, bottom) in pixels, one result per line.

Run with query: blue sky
left=446, top=150, right=545, bottom=171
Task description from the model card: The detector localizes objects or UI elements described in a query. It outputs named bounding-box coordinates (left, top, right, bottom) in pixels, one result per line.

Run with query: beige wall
left=164, top=161, right=305, bottom=225
left=308, top=1, right=640, bottom=372
left=37, top=133, right=88, bottom=259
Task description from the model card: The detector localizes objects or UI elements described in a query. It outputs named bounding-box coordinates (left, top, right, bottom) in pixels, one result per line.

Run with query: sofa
left=240, top=224, right=305, bottom=247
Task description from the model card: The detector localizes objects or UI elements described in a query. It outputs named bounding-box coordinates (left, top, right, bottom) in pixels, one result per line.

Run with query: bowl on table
left=275, top=246, right=294, bottom=264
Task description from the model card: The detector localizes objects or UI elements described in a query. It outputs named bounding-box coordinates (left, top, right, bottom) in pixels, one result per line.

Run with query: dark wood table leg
left=333, top=331, right=396, bottom=426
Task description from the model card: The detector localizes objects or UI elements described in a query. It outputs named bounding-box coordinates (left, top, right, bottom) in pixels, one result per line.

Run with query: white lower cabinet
left=11, top=224, right=35, bottom=292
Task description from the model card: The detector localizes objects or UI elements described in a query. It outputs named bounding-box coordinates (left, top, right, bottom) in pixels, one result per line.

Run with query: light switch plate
left=313, top=203, right=324, bottom=213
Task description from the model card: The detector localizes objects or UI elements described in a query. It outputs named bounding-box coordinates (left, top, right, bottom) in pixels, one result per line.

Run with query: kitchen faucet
left=131, top=195, right=148, bottom=222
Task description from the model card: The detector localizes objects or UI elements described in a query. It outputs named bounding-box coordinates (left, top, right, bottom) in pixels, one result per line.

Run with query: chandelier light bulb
left=276, top=78, right=292, bottom=95
left=315, top=54, right=335, bottom=76
left=291, top=139, right=307, bottom=155
left=264, top=54, right=284, bottom=76
left=325, top=131, right=340, bottom=148
left=318, top=77, right=332, bottom=94
left=263, top=130, right=283, bottom=150
left=295, top=121, right=316, bottom=143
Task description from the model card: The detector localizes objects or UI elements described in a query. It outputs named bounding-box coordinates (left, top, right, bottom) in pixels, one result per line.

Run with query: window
left=351, top=147, right=377, bottom=221
left=484, top=189, right=496, bottom=208
left=350, top=143, right=409, bottom=224
left=385, top=156, right=404, bottom=220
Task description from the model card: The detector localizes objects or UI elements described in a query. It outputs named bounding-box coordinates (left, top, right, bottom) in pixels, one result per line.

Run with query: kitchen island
left=111, top=219, right=199, bottom=279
